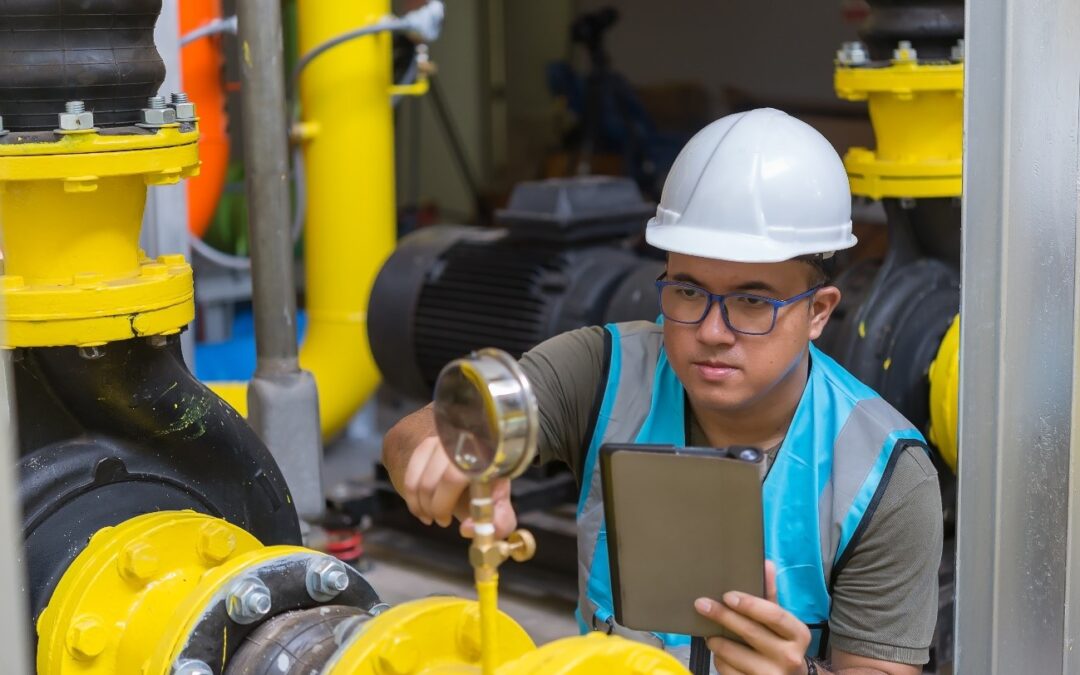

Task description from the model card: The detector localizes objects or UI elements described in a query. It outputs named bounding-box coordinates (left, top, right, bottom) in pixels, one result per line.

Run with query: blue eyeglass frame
left=654, top=279, right=823, bottom=335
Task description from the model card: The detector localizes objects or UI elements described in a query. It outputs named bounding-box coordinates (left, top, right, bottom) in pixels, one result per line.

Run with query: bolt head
left=171, top=101, right=197, bottom=121
left=173, top=659, right=214, bottom=675
left=66, top=616, right=107, bottom=660
left=197, top=522, right=237, bottom=564
left=226, top=577, right=273, bottom=624
left=119, top=541, right=160, bottom=583
left=836, top=40, right=868, bottom=66
left=893, top=40, right=918, bottom=62
left=58, top=111, right=95, bottom=131
left=954, top=37, right=972, bottom=61
left=140, top=107, right=177, bottom=126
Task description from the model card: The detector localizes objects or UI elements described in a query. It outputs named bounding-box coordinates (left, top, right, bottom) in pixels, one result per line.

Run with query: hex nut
left=469, top=543, right=505, bottom=569
left=66, top=615, right=107, bottom=660
left=171, top=101, right=197, bottom=121
left=306, top=557, right=351, bottom=602
left=950, top=38, right=967, bottom=62
left=140, top=107, right=177, bottom=126
left=836, top=41, right=868, bottom=66
left=226, top=576, right=273, bottom=624
left=197, top=522, right=237, bottom=564
left=58, top=111, right=95, bottom=131
left=119, top=541, right=160, bottom=583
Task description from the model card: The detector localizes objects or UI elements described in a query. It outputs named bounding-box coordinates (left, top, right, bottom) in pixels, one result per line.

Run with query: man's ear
left=808, top=286, right=841, bottom=341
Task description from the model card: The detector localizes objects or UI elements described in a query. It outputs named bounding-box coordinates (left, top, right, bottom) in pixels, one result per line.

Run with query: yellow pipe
left=209, top=0, right=396, bottom=437
left=928, top=314, right=959, bottom=472
left=0, top=128, right=199, bottom=348
left=478, top=577, right=500, bottom=675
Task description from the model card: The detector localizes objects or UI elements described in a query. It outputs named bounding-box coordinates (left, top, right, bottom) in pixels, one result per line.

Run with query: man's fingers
left=493, top=496, right=518, bottom=538
left=429, top=463, right=470, bottom=527
left=712, top=661, right=750, bottom=675
left=694, top=597, right=786, bottom=655
left=402, top=437, right=439, bottom=523
left=765, top=559, right=779, bottom=605
left=417, top=447, right=451, bottom=523
left=459, top=517, right=474, bottom=538
left=705, top=636, right=770, bottom=675
left=721, top=591, right=810, bottom=644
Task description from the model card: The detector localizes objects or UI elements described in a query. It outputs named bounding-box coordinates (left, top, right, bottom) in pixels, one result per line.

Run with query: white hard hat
left=646, top=108, right=856, bottom=263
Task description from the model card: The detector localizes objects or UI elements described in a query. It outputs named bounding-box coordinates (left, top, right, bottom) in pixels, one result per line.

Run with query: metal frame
left=957, top=0, right=1080, bottom=671
left=0, top=351, right=30, bottom=671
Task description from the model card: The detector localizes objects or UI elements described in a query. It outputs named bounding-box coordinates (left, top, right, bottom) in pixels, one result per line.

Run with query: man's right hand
left=399, top=435, right=518, bottom=538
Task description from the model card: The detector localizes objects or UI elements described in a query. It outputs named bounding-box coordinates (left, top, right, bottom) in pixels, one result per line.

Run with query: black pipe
left=0, top=0, right=166, bottom=130
left=16, top=335, right=301, bottom=618
left=859, top=1, right=964, bottom=61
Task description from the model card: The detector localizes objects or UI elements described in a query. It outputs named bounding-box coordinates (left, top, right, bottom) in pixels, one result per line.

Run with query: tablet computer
left=600, top=443, right=766, bottom=638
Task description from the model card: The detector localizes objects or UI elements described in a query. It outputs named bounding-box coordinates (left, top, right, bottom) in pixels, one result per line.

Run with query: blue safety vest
left=574, top=321, right=924, bottom=658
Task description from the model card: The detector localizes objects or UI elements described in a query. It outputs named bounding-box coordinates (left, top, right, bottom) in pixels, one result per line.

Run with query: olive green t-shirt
left=519, top=325, right=943, bottom=666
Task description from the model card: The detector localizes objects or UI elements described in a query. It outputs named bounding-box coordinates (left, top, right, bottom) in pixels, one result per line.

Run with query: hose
left=190, top=145, right=307, bottom=271
left=194, top=2, right=443, bottom=271
left=180, top=15, right=238, bottom=46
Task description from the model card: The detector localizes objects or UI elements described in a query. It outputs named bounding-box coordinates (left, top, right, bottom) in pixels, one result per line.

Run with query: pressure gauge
left=432, top=348, right=538, bottom=481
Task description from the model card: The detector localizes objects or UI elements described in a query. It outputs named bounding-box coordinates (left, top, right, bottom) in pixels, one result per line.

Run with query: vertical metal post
left=957, top=0, right=1080, bottom=671
left=235, top=2, right=324, bottom=522
left=236, top=0, right=299, bottom=369
left=0, top=353, right=30, bottom=675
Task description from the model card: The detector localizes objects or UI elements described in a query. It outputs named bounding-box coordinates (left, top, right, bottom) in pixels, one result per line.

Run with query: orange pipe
left=179, top=0, right=230, bottom=238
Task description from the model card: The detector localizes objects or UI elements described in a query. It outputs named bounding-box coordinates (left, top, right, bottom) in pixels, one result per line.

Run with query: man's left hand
left=695, top=560, right=812, bottom=675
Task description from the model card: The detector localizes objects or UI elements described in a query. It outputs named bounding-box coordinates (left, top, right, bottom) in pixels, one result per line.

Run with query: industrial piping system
left=0, top=2, right=695, bottom=672
left=209, top=0, right=412, bottom=440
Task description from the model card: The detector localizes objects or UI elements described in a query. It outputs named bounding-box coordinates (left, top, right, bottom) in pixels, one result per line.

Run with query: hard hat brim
left=645, top=220, right=857, bottom=264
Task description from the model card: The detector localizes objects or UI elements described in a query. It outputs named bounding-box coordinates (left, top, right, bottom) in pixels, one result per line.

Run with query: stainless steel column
left=236, top=2, right=324, bottom=522
left=957, top=0, right=1080, bottom=671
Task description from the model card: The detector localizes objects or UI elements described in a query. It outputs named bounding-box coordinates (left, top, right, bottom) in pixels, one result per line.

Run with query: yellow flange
left=835, top=61, right=963, bottom=199
left=323, top=596, right=536, bottom=674
left=928, top=313, right=959, bottom=472
left=498, top=633, right=688, bottom=675
left=35, top=510, right=318, bottom=675
left=0, top=126, right=199, bottom=347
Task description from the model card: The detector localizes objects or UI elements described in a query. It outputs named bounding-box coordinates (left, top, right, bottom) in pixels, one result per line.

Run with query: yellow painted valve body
left=323, top=598, right=690, bottom=675
left=324, top=596, right=536, bottom=675
left=928, top=313, right=960, bottom=472
left=835, top=60, right=963, bottom=199
left=36, top=510, right=317, bottom=675
left=497, top=632, right=688, bottom=675
left=0, top=126, right=200, bottom=347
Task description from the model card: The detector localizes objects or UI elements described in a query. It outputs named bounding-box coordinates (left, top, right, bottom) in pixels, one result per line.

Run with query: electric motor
left=369, top=177, right=664, bottom=399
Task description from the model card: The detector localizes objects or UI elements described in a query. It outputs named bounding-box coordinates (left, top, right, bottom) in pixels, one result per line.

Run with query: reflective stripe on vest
left=575, top=321, right=925, bottom=655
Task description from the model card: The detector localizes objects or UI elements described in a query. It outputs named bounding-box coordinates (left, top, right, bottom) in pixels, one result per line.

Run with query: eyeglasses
left=655, top=279, right=822, bottom=335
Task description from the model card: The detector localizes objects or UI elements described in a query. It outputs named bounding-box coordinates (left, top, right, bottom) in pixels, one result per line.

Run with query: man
left=382, top=108, right=942, bottom=675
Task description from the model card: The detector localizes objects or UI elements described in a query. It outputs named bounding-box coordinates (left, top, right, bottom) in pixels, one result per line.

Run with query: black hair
left=794, top=253, right=834, bottom=286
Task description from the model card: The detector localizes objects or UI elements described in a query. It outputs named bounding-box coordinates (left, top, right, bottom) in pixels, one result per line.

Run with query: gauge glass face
left=433, top=363, right=500, bottom=476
